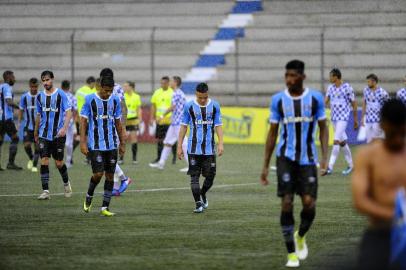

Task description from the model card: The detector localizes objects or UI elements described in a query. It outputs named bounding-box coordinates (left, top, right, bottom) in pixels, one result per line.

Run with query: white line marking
left=0, top=183, right=258, bottom=198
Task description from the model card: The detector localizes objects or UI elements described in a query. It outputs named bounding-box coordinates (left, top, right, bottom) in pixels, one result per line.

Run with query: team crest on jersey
left=308, top=176, right=316, bottom=183
left=282, top=173, right=290, bottom=182
left=190, top=159, right=197, bottom=166
left=39, top=143, right=44, bottom=149
left=110, top=159, right=116, bottom=164
left=96, top=155, right=102, bottom=163
left=211, top=163, right=216, bottom=168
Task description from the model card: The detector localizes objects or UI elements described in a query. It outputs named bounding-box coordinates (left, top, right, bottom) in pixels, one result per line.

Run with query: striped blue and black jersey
left=36, top=88, right=71, bottom=141
left=80, top=93, right=122, bottom=151
left=0, top=83, right=15, bottom=121
left=19, top=91, right=38, bottom=131
left=181, top=99, right=222, bottom=155
left=270, top=88, right=326, bottom=165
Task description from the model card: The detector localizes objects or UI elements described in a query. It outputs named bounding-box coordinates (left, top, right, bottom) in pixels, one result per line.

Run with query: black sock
left=33, top=146, right=40, bottom=167
left=58, top=164, right=69, bottom=184
left=40, top=165, right=50, bottom=190
left=24, top=145, right=34, bottom=160
left=87, top=176, right=99, bottom=198
left=157, top=141, right=163, bottom=161
left=201, top=175, right=215, bottom=201
left=299, top=207, right=316, bottom=237
left=190, top=175, right=201, bottom=203
left=102, top=180, right=114, bottom=208
left=131, top=143, right=138, bottom=161
left=172, top=143, right=177, bottom=163
left=281, top=211, right=295, bottom=253
left=9, top=141, right=18, bottom=164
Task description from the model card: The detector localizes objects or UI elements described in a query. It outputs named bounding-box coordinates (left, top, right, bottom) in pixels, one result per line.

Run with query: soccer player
left=177, top=82, right=224, bottom=213
left=34, top=70, right=72, bottom=200
left=149, top=76, right=175, bottom=166
left=120, top=81, right=142, bottom=164
left=99, top=68, right=132, bottom=196
left=150, top=76, right=188, bottom=171
left=0, top=70, right=22, bottom=170
left=81, top=76, right=125, bottom=217
left=352, top=98, right=406, bottom=270
left=361, top=74, right=389, bottom=143
left=61, top=80, right=77, bottom=168
left=260, top=60, right=329, bottom=268
left=325, top=68, right=358, bottom=175
left=18, top=78, right=40, bottom=172
left=396, top=75, right=406, bottom=105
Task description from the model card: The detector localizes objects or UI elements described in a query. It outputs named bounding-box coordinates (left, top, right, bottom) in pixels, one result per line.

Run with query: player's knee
left=190, top=175, right=200, bottom=184
left=11, top=136, right=19, bottom=144
left=93, top=172, right=104, bottom=181
left=24, top=142, right=31, bottom=148
left=302, top=196, right=315, bottom=210
left=281, top=195, right=294, bottom=211
left=105, top=173, right=114, bottom=181
left=41, top=158, right=49, bottom=165
left=55, top=160, right=64, bottom=168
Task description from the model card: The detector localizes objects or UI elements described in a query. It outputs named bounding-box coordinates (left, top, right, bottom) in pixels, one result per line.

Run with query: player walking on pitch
left=260, top=60, right=329, bottom=268
left=61, top=80, right=78, bottom=168
left=325, top=68, right=358, bottom=175
left=396, top=75, right=406, bottom=105
left=81, top=76, right=125, bottom=217
left=178, top=82, right=224, bottom=213
left=34, top=70, right=72, bottom=200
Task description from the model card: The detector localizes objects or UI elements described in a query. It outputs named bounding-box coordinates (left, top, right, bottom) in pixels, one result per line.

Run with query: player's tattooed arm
left=318, top=119, right=329, bottom=175
left=261, top=123, right=279, bottom=185
left=215, top=125, right=224, bottom=157
left=352, top=147, right=393, bottom=220
left=34, top=114, right=41, bottom=143
left=79, top=117, right=89, bottom=156
left=177, top=125, right=188, bottom=160
left=115, top=119, right=126, bottom=157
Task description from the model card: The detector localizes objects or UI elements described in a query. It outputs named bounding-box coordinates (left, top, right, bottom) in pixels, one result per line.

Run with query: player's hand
left=177, top=145, right=184, bottom=160
left=217, top=143, right=224, bottom=157
left=57, top=127, right=67, bottom=137
left=260, top=167, right=269, bottom=186
left=80, top=142, right=88, bottom=156
left=353, top=120, right=359, bottom=130
left=119, top=144, right=126, bottom=157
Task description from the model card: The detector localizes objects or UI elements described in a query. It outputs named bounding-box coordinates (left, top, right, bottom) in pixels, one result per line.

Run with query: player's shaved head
left=285, top=60, right=305, bottom=74
left=381, top=98, right=406, bottom=152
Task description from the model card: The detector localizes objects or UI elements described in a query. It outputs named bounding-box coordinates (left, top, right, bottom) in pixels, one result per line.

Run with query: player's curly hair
left=100, top=76, right=114, bottom=88
left=381, top=98, right=406, bottom=125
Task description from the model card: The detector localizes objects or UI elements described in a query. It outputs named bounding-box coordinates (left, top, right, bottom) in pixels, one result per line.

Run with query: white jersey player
left=325, top=68, right=358, bottom=175
left=396, top=75, right=406, bottom=105
left=61, top=80, right=77, bottom=168
left=361, top=73, right=389, bottom=143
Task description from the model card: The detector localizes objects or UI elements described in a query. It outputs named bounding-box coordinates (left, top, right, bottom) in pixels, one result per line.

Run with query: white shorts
left=163, top=125, right=181, bottom=145
left=365, top=123, right=384, bottom=143
left=332, top=120, right=348, bottom=141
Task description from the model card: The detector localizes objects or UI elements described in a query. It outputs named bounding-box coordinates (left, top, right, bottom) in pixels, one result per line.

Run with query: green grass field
left=0, top=143, right=365, bottom=270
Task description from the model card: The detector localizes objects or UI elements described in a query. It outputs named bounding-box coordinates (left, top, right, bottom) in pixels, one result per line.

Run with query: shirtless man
left=352, top=98, right=406, bottom=270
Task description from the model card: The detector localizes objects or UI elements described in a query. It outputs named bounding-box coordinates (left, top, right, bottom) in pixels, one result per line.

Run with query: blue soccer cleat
left=118, top=177, right=133, bottom=194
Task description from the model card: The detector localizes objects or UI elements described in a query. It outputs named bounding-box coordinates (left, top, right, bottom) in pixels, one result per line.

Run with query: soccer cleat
left=342, top=167, right=353, bottom=176
left=27, top=160, right=33, bottom=170
left=112, top=189, right=120, bottom=196
left=193, top=202, right=204, bottom=213
left=37, top=190, right=50, bottom=200
left=286, top=253, right=300, bottom=268
left=83, top=200, right=92, bottom=213
left=101, top=208, right=115, bottom=217
left=31, top=167, right=38, bottom=173
left=64, top=182, right=72, bottom=198
left=7, top=163, right=22, bottom=170
left=201, top=196, right=209, bottom=209
left=149, top=162, right=164, bottom=170
left=325, top=168, right=333, bottom=175
left=119, top=177, right=132, bottom=194
left=294, top=231, right=308, bottom=260
left=180, top=167, right=188, bottom=173
left=132, top=160, right=138, bottom=165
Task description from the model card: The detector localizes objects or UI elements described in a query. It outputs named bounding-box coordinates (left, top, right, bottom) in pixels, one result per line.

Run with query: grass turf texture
left=0, top=143, right=365, bottom=270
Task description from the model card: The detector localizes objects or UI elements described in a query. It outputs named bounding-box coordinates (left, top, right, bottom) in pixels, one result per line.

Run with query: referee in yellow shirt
left=149, top=76, right=175, bottom=165
left=120, top=81, right=142, bottom=164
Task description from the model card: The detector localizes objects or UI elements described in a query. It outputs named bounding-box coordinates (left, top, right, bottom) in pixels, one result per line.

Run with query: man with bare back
left=352, top=98, right=406, bottom=270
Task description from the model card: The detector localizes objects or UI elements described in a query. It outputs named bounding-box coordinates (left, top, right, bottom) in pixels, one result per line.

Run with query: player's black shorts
left=89, top=149, right=117, bottom=174
left=0, top=119, right=18, bottom=138
left=126, top=124, right=139, bottom=132
left=23, top=128, right=35, bottom=143
left=39, top=136, right=66, bottom=160
left=188, top=154, right=216, bottom=177
left=276, top=156, right=318, bottom=198
left=155, top=124, right=169, bottom=140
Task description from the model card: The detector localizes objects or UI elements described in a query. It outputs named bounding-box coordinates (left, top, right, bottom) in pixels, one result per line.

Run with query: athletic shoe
left=132, top=160, right=138, bottom=165
left=64, top=182, right=72, bottom=198
left=27, top=160, right=33, bottom=170
left=31, top=167, right=38, bottom=173
left=37, top=190, right=50, bottom=200
left=83, top=200, right=92, bottom=213
left=325, top=168, right=333, bottom=175
left=149, top=162, right=164, bottom=170
left=66, top=162, right=72, bottom=169
left=112, top=189, right=120, bottom=196
left=7, top=163, right=22, bottom=170
left=286, top=253, right=300, bottom=268
left=101, top=208, right=115, bottom=217
left=193, top=202, right=204, bottom=213
left=118, top=177, right=133, bottom=194
left=180, top=167, right=188, bottom=173
left=118, top=159, right=124, bottom=165
left=342, top=167, right=353, bottom=176
left=294, top=231, right=308, bottom=260
left=201, top=196, right=209, bottom=209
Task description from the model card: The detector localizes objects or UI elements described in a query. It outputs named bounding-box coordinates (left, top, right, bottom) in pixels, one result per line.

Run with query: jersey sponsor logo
left=42, top=107, right=59, bottom=112
left=96, top=115, right=115, bottom=120
left=282, top=116, right=314, bottom=124
left=195, top=119, right=214, bottom=125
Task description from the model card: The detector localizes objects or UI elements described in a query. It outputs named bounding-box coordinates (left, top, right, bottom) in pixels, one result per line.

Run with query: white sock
left=328, top=145, right=340, bottom=170
left=182, top=139, right=189, bottom=165
left=159, top=146, right=171, bottom=166
left=342, top=144, right=353, bottom=168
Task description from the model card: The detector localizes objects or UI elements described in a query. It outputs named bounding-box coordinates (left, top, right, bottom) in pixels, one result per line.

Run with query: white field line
left=0, top=183, right=259, bottom=198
